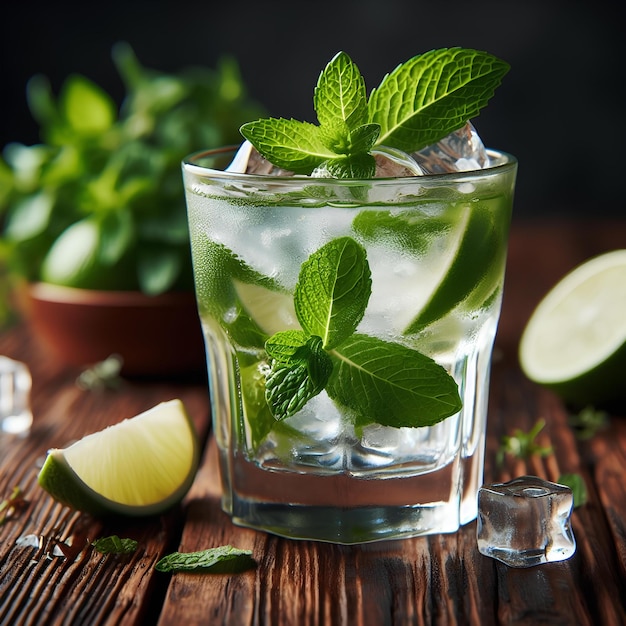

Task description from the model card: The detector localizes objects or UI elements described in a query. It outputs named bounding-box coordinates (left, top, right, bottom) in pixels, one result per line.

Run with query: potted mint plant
left=0, top=43, right=265, bottom=376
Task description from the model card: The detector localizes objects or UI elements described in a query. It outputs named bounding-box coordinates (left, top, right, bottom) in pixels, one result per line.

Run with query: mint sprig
left=263, top=237, right=461, bottom=427
left=240, top=48, right=509, bottom=178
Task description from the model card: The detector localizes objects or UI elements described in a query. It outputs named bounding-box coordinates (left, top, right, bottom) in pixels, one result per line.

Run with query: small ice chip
left=1, top=356, right=33, bottom=436
left=477, top=475, right=576, bottom=568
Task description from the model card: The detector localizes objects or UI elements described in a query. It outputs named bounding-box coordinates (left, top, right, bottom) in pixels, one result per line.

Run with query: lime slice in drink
left=233, top=279, right=299, bottom=336
left=37, top=399, right=199, bottom=516
left=404, top=202, right=504, bottom=333
left=519, top=250, right=626, bottom=407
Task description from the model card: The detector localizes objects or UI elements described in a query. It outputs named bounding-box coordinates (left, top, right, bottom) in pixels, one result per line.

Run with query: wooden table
left=1, top=218, right=625, bottom=626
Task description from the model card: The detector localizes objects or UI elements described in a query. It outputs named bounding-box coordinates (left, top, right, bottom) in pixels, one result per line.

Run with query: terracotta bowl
left=22, top=283, right=207, bottom=378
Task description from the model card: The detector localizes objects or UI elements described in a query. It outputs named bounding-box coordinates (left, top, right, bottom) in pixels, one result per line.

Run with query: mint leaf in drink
left=265, top=333, right=333, bottom=420
left=155, top=545, right=255, bottom=573
left=369, top=48, right=510, bottom=153
left=326, top=334, right=462, bottom=428
left=240, top=48, right=508, bottom=178
left=260, top=236, right=462, bottom=427
left=294, top=237, right=371, bottom=349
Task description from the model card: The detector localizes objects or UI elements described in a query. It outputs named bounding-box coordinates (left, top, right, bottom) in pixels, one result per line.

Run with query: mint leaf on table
left=240, top=48, right=508, bottom=178
left=92, top=535, right=138, bottom=555
left=155, top=545, right=255, bottom=573
left=368, top=48, right=510, bottom=153
left=327, top=334, right=462, bottom=428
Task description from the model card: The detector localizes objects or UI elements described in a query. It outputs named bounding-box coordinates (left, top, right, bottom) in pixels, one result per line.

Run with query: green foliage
left=496, top=418, right=553, bottom=466
left=241, top=48, right=509, bottom=179
left=0, top=42, right=265, bottom=295
left=262, top=237, right=462, bottom=427
left=557, top=473, right=588, bottom=508
left=92, top=535, right=138, bottom=555
left=155, top=545, right=255, bottom=573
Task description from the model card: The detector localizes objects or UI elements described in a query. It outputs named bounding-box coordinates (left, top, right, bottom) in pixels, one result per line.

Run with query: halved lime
left=404, top=201, right=505, bottom=333
left=519, top=250, right=626, bottom=407
left=37, top=399, right=199, bottom=516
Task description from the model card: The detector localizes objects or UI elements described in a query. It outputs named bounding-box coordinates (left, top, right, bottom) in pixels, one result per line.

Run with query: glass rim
left=182, top=144, right=517, bottom=185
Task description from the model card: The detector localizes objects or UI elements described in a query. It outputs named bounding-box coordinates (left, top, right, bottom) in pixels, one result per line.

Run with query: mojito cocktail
left=183, top=49, right=516, bottom=543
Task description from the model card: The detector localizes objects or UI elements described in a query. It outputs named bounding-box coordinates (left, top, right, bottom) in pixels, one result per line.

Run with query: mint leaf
left=312, top=153, right=376, bottom=180
left=265, top=333, right=333, bottom=420
left=239, top=48, right=508, bottom=177
left=318, top=121, right=380, bottom=156
left=327, top=334, right=462, bottom=428
left=368, top=48, right=510, bottom=152
left=314, top=51, right=368, bottom=130
left=155, top=545, right=254, bottom=573
left=239, top=118, right=335, bottom=173
left=294, top=237, right=371, bottom=349
left=92, top=535, right=138, bottom=555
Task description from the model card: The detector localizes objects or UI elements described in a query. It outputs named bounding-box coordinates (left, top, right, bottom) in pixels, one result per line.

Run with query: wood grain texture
left=1, top=218, right=625, bottom=625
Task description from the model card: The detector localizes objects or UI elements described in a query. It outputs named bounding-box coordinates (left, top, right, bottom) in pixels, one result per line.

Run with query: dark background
left=1, top=0, right=624, bottom=218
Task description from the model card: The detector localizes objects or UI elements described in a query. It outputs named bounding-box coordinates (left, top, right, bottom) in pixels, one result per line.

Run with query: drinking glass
left=183, top=146, right=516, bottom=543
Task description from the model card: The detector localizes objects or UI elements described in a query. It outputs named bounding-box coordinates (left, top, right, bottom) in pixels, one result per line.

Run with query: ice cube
left=372, top=146, right=424, bottom=177
left=477, top=475, right=576, bottom=568
left=0, top=356, right=33, bottom=436
left=412, top=122, right=489, bottom=174
left=227, top=140, right=294, bottom=176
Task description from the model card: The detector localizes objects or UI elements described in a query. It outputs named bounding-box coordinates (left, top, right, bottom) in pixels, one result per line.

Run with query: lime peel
left=37, top=399, right=199, bottom=517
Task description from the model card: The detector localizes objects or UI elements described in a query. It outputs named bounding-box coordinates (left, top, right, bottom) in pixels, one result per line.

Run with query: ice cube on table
left=0, top=356, right=33, bottom=436
left=477, top=475, right=576, bottom=568
left=412, top=122, right=489, bottom=174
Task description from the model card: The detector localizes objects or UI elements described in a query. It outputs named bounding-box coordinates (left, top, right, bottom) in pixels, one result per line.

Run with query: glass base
left=228, top=496, right=465, bottom=544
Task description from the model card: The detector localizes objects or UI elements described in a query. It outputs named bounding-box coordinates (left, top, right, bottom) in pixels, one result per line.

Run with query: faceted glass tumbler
left=183, top=147, right=517, bottom=543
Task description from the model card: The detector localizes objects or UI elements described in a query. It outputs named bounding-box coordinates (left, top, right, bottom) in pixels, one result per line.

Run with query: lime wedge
left=233, top=279, right=299, bottom=336
left=37, top=399, right=199, bottom=516
left=404, top=202, right=505, bottom=333
left=519, top=250, right=626, bottom=407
